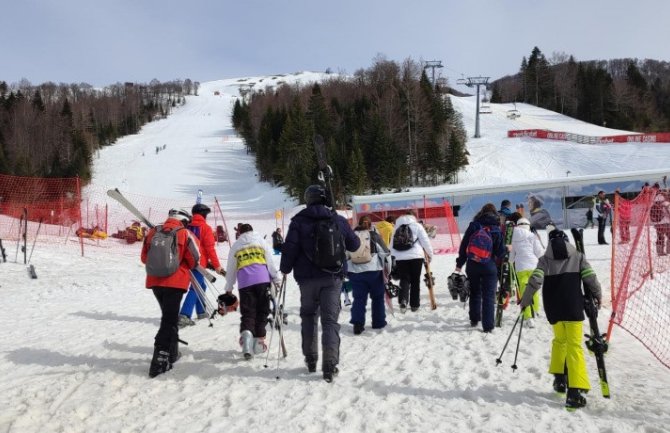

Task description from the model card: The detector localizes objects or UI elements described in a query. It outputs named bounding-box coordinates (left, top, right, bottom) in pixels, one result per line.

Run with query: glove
left=216, top=267, right=227, bottom=277
left=273, top=276, right=282, bottom=286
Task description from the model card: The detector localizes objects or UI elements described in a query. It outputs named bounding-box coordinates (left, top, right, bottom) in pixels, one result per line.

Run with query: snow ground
left=1, top=72, right=670, bottom=433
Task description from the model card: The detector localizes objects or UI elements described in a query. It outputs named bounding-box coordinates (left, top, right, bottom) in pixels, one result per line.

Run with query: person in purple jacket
left=224, top=223, right=282, bottom=360
left=280, top=185, right=360, bottom=383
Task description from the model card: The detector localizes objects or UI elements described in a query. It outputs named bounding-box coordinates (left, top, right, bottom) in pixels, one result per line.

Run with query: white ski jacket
left=511, top=226, right=544, bottom=272
left=390, top=215, right=434, bottom=262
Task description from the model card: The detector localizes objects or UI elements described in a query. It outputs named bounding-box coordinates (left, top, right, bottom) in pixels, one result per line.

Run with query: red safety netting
left=610, top=188, right=670, bottom=369
left=354, top=200, right=461, bottom=254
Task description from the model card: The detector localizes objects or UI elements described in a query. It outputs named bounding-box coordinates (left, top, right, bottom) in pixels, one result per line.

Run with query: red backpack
left=466, top=223, right=495, bottom=263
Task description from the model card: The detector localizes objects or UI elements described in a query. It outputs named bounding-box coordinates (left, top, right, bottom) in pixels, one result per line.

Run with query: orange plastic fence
left=611, top=188, right=670, bottom=369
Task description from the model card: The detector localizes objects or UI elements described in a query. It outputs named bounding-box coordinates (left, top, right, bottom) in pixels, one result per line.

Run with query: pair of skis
left=496, top=221, right=516, bottom=327
left=570, top=228, right=610, bottom=399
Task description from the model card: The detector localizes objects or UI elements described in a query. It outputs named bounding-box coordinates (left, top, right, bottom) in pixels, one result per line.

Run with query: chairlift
left=506, top=109, right=521, bottom=119
left=479, top=104, right=492, bottom=114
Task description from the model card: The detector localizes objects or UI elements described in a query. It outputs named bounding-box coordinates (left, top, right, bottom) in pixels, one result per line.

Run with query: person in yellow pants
left=520, top=228, right=602, bottom=410
left=510, top=217, right=543, bottom=324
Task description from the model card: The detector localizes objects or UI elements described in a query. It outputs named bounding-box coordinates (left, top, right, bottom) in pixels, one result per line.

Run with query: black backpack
left=311, top=214, right=346, bottom=272
left=392, top=224, right=416, bottom=251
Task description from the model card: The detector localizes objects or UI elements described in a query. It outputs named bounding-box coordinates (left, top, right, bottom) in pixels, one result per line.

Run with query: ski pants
left=348, top=271, right=387, bottom=329
left=298, top=276, right=342, bottom=370
left=396, top=258, right=424, bottom=309
left=516, top=269, right=540, bottom=319
left=152, top=287, right=184, bottom=353
left=239, top=283, right=271, bottom=338
left=465, top=260, right=498, bottom=332
left=549, top=321, right=590, bottom=391
left=179, top=269, right=207, bottom=318
left=597, top=216, right=608, bottom=244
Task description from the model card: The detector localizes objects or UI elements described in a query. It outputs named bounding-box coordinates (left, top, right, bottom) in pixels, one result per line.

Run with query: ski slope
left=2, top=72, right=670, bottom=433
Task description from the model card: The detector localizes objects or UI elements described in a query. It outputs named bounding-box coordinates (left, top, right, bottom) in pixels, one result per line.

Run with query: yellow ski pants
left=549, top=321, right=590, bottom=390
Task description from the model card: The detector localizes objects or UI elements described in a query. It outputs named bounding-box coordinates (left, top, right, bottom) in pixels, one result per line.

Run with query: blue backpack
left=466, top=222, right=496, bottom=263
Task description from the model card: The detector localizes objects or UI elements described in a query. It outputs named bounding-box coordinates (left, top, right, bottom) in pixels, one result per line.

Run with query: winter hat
left=517, top=218, right=531, bottom=230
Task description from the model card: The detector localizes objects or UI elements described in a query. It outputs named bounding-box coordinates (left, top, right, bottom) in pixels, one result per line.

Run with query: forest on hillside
left=231, top=57, right=469, bottom=205
left=491, top=47, right=670, bottom=132
left=0, top=79, right=198, bottom=180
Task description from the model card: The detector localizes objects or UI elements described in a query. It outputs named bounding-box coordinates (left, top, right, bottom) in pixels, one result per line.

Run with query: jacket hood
left=545, top=238, right=577, bottom=260
left=235, top=231, right=265, bottom=247
left=295, top=204, right=334, bottom=220
left=395, top=215, right=417, bottom=226
left=163, top=218, right=186, bottom=230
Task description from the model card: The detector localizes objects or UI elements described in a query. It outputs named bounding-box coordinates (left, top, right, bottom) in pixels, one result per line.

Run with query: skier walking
left=347, top=215, right=391, bottom=335
left=595, top=191, right=611, bottom=245
left=510, top=217, right=544, bottom=327
left=455, top=203, right=506, bottom=332
left=519, top=228, right=602, bottom=409
left=178, top=203, right=225, bottom=328
left=141, top=209, right=200, bottom=378
left=390, top=211, right=434, bottom=313
left=280, top=185, right=360, bottom=382
left=224, top=223, right=281, bottom=359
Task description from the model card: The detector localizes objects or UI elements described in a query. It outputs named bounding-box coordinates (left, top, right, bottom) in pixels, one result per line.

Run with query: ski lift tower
left=423, top=60, right=443, bottom=89
left=462, top=76, right=490, bottom=138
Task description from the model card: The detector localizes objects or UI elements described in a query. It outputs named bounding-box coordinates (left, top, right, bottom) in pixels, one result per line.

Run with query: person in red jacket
left=178, top=204, right=226, bottom=327
left=141, top=208, right=200, bottom=378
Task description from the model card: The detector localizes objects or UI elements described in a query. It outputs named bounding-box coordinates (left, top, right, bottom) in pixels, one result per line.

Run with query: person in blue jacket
left=455, top=203, right=507, bottom=332
left=280, top=184, right=360, bottom=383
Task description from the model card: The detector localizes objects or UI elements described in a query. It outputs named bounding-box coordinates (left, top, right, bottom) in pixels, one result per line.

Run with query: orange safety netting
left=611, top=188, right=670, bottom=368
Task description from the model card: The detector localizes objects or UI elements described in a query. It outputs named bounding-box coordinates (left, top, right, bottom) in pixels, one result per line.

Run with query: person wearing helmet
left=141, top=208, right=200, bottom=378
left=224, top=223, right=281, bottom=359
left=178, top=203, right=225, bottom=328
left=280, top=184, right=360, bottom=382
left=511, top=217, right=544, bottom=327
left=519, top=228, right=602, bottom=410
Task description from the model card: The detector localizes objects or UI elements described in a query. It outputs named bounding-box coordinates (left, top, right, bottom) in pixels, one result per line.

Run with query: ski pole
left=495, top=313, right=522, bottom=366
left=264, top=283, right=279, bottom=368
left=511, top=315, right=525, bottom=371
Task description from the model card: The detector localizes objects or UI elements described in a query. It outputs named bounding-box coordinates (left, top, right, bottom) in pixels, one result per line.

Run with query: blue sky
left=3, top=0, right=668, bottom=89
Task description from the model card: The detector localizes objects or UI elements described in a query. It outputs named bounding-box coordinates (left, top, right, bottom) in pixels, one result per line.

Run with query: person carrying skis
left=519, top=228, right=602, bottom=409
left=178, top=203, right=225, bottom=328
left=347, top=215, right=391, bottom=335
left=280, top=185, right=360, bottom=382
left=510, top=217, right=544, bottom=327
left=141, top=208, right=200, bottom=378
left=391, top=210, right=434, bottom=313
left=224, top=223, right=281, bottom=359
left=271, top=227, right=284, bottom=255
left=455, top=203, right=506, bottom=332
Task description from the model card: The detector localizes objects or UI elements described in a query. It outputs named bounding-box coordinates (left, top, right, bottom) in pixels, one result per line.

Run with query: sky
left=1, top=73, right=670, bottom=432
left=3, top=0, right=669, bottom=90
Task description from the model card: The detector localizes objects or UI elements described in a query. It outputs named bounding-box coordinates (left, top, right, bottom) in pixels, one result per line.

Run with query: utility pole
left=423, top=60, right=443, bottom=89
left=459, top=76, right=490, bottom=138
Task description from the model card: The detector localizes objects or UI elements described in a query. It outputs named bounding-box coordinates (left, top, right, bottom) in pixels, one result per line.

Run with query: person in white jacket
left=390, top=211, right=434, bottom=312
left=224, top=223, right=282, bottom=359
left=511, top=218, right=544, bottom=324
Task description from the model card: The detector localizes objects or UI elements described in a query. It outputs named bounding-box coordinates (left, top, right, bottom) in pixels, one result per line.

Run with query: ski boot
left=240, top=330, right=254, bottom=360
left=253, top=337, right=267, bottom=354
left=565, top=388, right=587, bottom=411
left=323, top=364, right=339, bottom=383
left=552, top=374, right=567, bottom=394
left=353, top=323, right=364, bottom=335
left=177, top=314, right=195, bottom=329
left=149, top=346, right=172, bottom=378
left=305, top=355, right=317, bottom=373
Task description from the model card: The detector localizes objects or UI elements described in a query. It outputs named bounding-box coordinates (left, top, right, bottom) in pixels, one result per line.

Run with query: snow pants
left=348, top=270, right=386, bottom=329
left=597, top=216, right=608, bottom=244
left=239, top=283, right=271, bottom=338
left=466, top=260, right=498, bottom=332
left=396, top=258, right=424, bottom=309
left=179, top=269, right=206, bottom=318
left=549, top=321, right=590, bottom=391
left=298, top=276, right=342, bottom=371
left=152, top=287, right=184, bottom=354
left=517, top=269, right=540, bottom=319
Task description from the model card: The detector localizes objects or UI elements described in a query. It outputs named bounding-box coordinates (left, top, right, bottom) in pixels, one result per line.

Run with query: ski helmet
left=192, top=203, right=211, bottom=217
left=168, top=208, right=192, bottom=224
left=217, top=293, right=239, bottom=315
left=304, top=184, right=326, bottom=206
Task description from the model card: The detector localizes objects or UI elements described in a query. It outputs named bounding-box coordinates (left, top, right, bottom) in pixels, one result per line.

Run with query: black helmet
left=192, top=203, right=211, bottom=217
left=217, top=293, right=239, bottom=315
left=304, top=184, right=326, bottom=206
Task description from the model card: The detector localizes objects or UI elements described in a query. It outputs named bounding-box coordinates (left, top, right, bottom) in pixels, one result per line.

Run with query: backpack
left=650, top=201, right=666, bottom=223
left=311, top=215, right=346, bottom=271
left=466, top=223, right=495, bottom=264
left=350, top=230, right=374, bottom=264
left=146, top=225, right=183, bottom=277
left=392, top=224, right=416, bottom=251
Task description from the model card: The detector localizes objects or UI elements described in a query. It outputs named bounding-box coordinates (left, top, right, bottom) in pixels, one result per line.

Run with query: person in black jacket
left=454, top=203, right=506, bottom=332
left=279, top=185, right=360, bottom=382
left=271, top=227, right=284, bottom=255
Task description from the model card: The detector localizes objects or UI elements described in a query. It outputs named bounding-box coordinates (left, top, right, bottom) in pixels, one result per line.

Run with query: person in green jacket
left=519, top=228, right=602, bottom=410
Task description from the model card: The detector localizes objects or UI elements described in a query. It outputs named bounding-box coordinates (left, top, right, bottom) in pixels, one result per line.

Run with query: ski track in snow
left=2, top=72, right=670, bottom=433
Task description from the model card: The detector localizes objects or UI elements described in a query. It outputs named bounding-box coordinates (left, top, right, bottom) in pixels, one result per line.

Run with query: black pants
left=396, top=258, right=424, bottom=309
left=239, top=283, right=271, bottom=338
left=152, top=287, right=184, bottom=351
left=597, top=216, right=608, bottom=244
